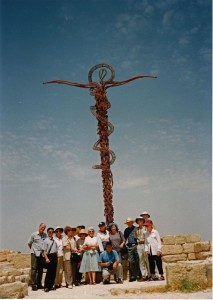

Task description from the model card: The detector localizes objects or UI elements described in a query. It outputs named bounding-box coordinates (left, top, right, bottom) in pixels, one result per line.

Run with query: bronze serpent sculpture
left=43, top=63, right=156, bottom=225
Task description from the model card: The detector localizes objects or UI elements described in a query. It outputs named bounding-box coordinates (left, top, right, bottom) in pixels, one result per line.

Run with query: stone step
left=0, top=282, right=28, bottom=299
left=0, top=262, right=22, bottom=277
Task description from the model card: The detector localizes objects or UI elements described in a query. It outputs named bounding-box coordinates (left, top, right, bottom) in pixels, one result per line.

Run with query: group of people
left=27, top=211, right=164, bottom=293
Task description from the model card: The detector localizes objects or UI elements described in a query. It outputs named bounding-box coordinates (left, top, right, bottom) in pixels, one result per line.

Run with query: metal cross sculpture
left=44, top=63, right=156, bottom=225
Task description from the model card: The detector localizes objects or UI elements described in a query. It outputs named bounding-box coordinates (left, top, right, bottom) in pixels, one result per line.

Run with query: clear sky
left=1, top=0, right=211, bottom=252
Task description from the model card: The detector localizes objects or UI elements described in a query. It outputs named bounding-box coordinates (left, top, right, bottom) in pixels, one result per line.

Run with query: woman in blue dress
left=79, top=227, right=103, bottom=285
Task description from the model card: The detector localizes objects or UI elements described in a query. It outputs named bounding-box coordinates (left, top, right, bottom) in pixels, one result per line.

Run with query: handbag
left=71, top=252, right=81, bottom=263
left=120, top=245, right=128, bottom=257
left=118, top=231, right=128, bottom=258
left=40, top=240, right=55, bottom=268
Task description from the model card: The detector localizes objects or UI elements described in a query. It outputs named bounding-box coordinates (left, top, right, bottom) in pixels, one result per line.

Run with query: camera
left=108, top=262, right=113, bottom=270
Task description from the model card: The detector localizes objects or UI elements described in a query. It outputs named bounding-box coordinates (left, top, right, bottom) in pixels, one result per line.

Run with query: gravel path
left=25, top=281, right=212, bottom=299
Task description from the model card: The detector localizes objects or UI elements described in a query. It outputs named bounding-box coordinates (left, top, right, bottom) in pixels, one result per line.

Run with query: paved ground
left=25, top=280, right=212, bottom=299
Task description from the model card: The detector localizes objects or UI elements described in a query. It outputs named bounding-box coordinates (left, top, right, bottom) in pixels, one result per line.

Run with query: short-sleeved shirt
left=76, top=238, right=84, bottom=249
left=62, top=236, right=77, bottom=261
left=124, top=226, right=137, bottom=244
left=109, top=231, right=125, bottom=252
left=54, top=236, right=64, bottom=257
left=28, top=231, right=47, bottom=257
left=134, top=227, right=146, bottom=243
left=99, top=250, right=119, bottom=264
left=42, top=237, right=59, bottom=254
left=97, top=230, right=110, bottom=243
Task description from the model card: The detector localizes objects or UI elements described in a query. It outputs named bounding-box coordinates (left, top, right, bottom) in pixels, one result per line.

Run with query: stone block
left=194, top=242, right=210, bottom=253
left=161, top=235, right=175, bottom=245
left=162, top=254, right=187, bottom=263
left=6, top=252, right=19, bottom=262
left=15, top=276, right=21, bottom=282
left=0, top=254, right=8, bottom=262
left=0, top=262, right=22, bottom=277
left=0, top=250, right=17, bottom=262
left=174, top=235, right=186, bottom=244
left=0, top=282, right=28, bottom=298
left=185, top=234, right=201, bottom=243
left=0, top=276, right=7, bottom=285
left=166, top=260, right=208, bottom=290
left=7, top=253, right=31, bottom=269
left=20, top=267, right=31, bottom=276
left=188, top=253, right=196, bottom=260
left=182, top=243, right=195, bottom=253
left=162, top=244, right=183, bottom=255
left=0, top=250, right=18, bottom=256
left=15, top=274, right=30, bottom=284
left=7, top=275, right=15, bottom=283
left=195, top=251, right=212, bottom=260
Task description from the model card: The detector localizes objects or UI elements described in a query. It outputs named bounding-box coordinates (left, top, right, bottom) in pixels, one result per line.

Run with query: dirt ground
left=25, top=280, right=212, bottom=299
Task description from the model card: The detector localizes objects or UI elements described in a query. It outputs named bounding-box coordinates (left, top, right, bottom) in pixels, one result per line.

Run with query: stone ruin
left=161, top=234, right=212, bottom=290
left=0, top=234, right=212, bottom=298
left=0, top=250, right=30, bottom=298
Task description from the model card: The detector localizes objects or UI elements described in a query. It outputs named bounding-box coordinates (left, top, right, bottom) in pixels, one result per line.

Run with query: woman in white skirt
left=79, top=227, right=104, bottom=285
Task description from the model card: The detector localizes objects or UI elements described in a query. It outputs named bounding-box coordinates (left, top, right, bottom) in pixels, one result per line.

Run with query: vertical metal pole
left=88, top=64, right=116, bottom=225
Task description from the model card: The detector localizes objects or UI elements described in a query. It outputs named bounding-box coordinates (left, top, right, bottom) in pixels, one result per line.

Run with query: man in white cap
left=124, top=217, right=141, bottom=282
left=134, top=217, right=150, bottom=281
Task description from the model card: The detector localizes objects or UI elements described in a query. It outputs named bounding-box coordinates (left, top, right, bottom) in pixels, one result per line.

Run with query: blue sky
left=1, top=0, right=211, bottom=252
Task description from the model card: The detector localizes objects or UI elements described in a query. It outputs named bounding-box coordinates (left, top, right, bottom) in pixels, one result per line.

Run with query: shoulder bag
left=40, top=240, right=55, bottom=268
left=119, top=231, right=128, bottom=258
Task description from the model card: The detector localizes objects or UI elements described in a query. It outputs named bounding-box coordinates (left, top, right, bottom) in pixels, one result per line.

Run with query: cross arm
left=105, top=75, right=157, bottom=89
left=43, top=79, right=98, bottom=89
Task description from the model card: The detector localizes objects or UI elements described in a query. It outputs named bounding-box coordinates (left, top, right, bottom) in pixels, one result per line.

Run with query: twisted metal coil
left=43, top=64, right=156, bottom=224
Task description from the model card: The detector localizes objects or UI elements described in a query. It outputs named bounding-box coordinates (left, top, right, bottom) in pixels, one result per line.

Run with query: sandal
left=160, top=275, right=165, bottom=280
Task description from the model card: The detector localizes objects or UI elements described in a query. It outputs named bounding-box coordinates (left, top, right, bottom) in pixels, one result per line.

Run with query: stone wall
left=161, top=234, right=212, bottom=290
left=161, top=234, right=212, bottom=263
left=166, top=259, right=212, bottom=290
left=0, top=250, right=30, bottom=298
left=122, top=234, right=212, bottom=289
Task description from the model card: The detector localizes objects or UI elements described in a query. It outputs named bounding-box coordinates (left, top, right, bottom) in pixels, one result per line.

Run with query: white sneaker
left=68, top=285, right=73, bottom=289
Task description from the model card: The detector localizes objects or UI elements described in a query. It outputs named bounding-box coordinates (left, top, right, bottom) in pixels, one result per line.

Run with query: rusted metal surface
left=44, top=63, right=156, bottom=225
